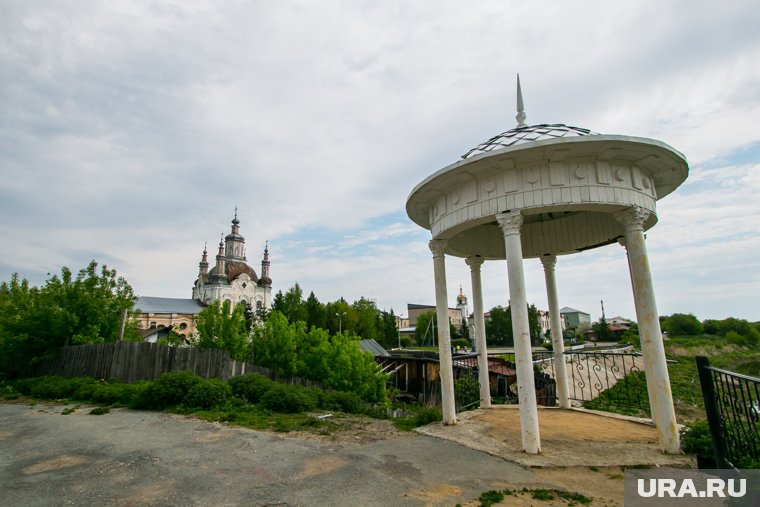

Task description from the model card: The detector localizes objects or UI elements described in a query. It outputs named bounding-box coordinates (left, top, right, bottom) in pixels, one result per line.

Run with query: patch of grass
left=61, top=405, right=79, bottom=415
left=478, top=489, right=504, bottom=507
left=476, top=487, right=591, bottom=506
left=589, top=466, right=600, bottom=472
left=88, top=406, right=110, bottom=415
left=392, top=405, right=442, bottom=431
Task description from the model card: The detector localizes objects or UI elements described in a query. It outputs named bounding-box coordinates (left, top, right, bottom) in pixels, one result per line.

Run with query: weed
left=89, top=406, right=110, bottom=415
left=61, top=405, right=79, bottom=415
left=478, top=489, right=504, bottom=507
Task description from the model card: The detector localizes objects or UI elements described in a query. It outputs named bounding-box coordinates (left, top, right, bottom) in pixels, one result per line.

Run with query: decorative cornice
left=465, top=256, right=484, bottom=270
left=540, top=255, right=557, bottom=271
left=496, top=211, right=523, bottom=236
left=614, top=206, right=652, bottom=232
left=428, top=239, right=448, bottom=258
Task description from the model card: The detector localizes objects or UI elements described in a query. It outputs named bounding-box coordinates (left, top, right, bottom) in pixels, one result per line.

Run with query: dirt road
left=1, top=403, right=534, bottom=506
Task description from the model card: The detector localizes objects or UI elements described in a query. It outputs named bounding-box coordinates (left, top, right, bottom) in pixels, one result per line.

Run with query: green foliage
left=591, top=316, right=613, bottom=341
left=251, top=311, right=387, bottom=402
left=228, top=373, right=274, bottom=403
left=1, top=384, right=21, bottom=400
left=393, top=405, right=442, bottom=431
left=250, top=312, right=298, bottom=377
left=317, top=390, right=364, bottom=413
left=621, top=323, right=640, bottom=348
left=183, top=379, right=232, bottom=409
left=136, top=371, right=204, bottom=410
left=0, top=261, right=138, bottom=375
left=455, top=373, right=481, bottom=410
left=259, top=383, right=318, bottom=413
left=89, top=406, right=110, bottom=415
left=478, top=490, right=504, bottom=507
left=485, top=304, right=542, bottom=347
left=680, top=420, right=714, bottom=458
left=192, top=300, right=250, bottom=360
left=662, top=313, right=703, bottom=336
left=414, top=311, right=437, bottom=345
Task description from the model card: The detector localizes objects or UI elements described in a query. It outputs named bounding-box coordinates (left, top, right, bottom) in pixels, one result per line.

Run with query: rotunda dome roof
left=462, top=124, right=599, bottom=159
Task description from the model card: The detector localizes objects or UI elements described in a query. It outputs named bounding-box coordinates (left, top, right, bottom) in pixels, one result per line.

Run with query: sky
left=2, top=0, right=759, bottom=323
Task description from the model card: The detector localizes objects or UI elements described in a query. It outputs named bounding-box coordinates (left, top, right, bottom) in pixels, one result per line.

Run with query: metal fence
left=696, top=355, right=760, bottom=469
left=458, top=348, right=649, bottom=412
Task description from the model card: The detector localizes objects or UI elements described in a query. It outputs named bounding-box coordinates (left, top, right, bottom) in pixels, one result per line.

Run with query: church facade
left=192, top=212, right=272, bottom=313
left=135, top=212, right=272, bottom=342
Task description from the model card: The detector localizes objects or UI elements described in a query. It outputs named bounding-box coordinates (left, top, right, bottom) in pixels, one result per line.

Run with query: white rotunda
left=405, top=76, right=688, bottom=454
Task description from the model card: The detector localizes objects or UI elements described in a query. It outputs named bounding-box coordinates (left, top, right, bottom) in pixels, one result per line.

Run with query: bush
left=680, top=420, right=713, bottom=458
left=260, top=384, right=317, bottom=413
left=455, top=373, right=481, bottom=411
left=135, top=371, right=204, bottom=410
left=318, top=390, right=364, bottom=414
left=228, top=373, right=274, bottom=404
left=183, top=379, right=232, bottom=409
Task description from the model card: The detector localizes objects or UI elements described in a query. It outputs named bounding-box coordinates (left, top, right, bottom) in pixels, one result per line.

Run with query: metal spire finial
left=516, top=73, right=527, bottom=128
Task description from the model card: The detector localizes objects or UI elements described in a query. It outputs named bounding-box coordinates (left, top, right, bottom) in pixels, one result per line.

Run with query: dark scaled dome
left=462, top=124, right=599, bottom=159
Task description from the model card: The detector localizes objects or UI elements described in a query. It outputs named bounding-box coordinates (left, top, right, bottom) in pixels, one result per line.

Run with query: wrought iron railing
left=696, top=355, right=760, bottom=469
left=562, top=350, right=648, bottom=413
left=454, top=349, right=647, bottom=411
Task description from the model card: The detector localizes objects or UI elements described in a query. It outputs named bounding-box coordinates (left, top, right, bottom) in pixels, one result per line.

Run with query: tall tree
left=192, top=300, right=250, bottom=360
left=304, top=291, right=326, bottom=331
left=591, top=316, right=614, bottom=341
left=0, top=261, right=138, bottom=374
left=485, top=304, right=542, bottom=346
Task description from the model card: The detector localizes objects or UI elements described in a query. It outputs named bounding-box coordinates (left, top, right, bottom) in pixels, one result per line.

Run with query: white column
left=466, top=256, right=491, bottom=408
left=615, top=207, right=679, bottom=454
left=496, top=211, right=541, bottom=454
left=429, top=239, right=457, bottom=425
left=540, top=255, right=570, bottom=409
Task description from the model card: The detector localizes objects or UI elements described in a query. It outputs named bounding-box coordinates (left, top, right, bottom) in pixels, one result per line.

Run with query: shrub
left=228, top=373, right=274, bottom=403
left=1, top=384, right=20, bottom=400
left=183, top=379, right=232, bottom=409
left=260, top=384, right=317, bottom=413
left=135, top=371, right=204, bottom=410
left=318, top=390, right=364, bottom=414
left=455, top=373, right=480, bottom=411
left=680, top=420, right=713, bottom=458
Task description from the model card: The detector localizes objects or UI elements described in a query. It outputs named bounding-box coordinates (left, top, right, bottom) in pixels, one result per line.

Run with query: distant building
left=407, top=303, right=465, bottom=330
left=134, top=212, right=272, bottom=341
left=560, top=306, right=591, bottom=335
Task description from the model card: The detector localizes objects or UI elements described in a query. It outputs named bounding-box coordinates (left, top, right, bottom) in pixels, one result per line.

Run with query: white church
left=135, top=212, right=272, bottom=341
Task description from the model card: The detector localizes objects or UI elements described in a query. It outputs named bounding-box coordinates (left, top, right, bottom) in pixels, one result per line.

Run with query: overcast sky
left=2, top=0, right=759, bottom=323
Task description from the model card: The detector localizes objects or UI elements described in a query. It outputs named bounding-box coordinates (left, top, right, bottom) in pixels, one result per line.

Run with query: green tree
left=662, top=313, right=703, bottom=336
left=271, top=283, right=308, bottom=324
left=485, top=304, right=542, bottom=346
left=352, top=297, right=379, bottom=340
left=486, top=306, right=512, bottom=346
left=325, top=298, right=354, bottom=336
left=0, top=261, right=138, bottom=374
left=249, top=311, right=298, bottom=376
left=414, top=311, right=437, bottom=345
left=304, top=291, right=326, bottom=331
left=591, top=316, right=614, bottom=341
left=192, top=300, right=250, bottom=360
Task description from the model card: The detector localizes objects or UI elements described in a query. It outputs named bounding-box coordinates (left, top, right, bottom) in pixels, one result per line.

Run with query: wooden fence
left=31, top=342, right=321, bottom=387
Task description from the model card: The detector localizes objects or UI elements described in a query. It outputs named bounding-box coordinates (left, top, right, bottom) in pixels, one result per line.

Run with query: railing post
left=696, top=355, right=729, bottom=468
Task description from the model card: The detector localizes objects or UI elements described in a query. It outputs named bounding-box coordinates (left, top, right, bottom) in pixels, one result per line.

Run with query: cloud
left=1, top=0, right=758, bottom=323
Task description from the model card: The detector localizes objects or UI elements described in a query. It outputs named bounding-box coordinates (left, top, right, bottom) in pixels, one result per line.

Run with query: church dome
left=226, top=261, right=259, bottom=283
left=462, top=124, right=599, bottom=159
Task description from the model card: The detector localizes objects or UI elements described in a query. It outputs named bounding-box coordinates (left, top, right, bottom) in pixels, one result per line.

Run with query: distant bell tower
left=456, top=285, right=469, bottom=327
